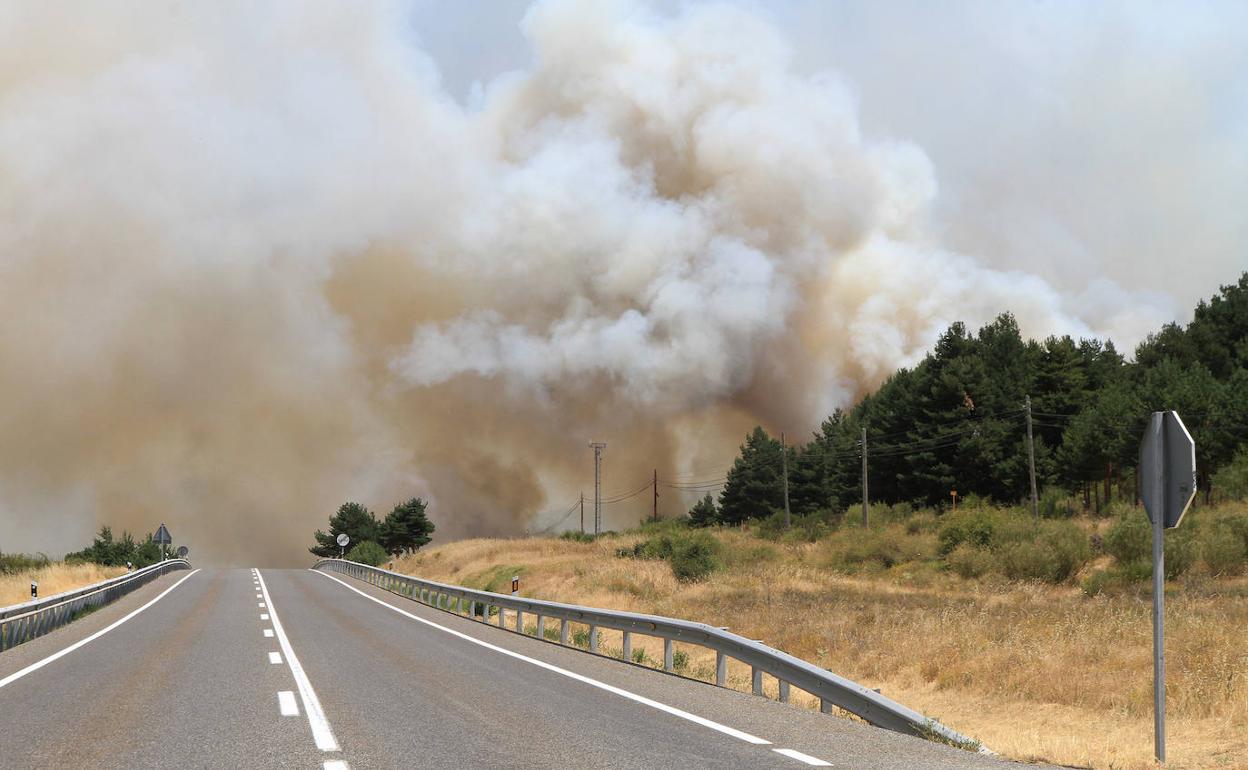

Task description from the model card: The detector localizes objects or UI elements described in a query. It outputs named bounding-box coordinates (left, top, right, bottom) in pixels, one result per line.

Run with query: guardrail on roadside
left=314, top=558, right=981, bottom=748
left=0, top=559, right=192, bottom=652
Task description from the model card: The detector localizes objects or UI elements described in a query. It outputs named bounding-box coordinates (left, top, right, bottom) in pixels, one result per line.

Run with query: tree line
left=704, top=272, right=1248, bottom=525
left=65, top=526, right=173, bottom=568
left=309, top=498, right=435, bottom=565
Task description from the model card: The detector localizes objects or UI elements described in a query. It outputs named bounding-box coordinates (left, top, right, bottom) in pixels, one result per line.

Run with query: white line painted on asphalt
left=269, top=652, right=282, bottom=664
left=256, top=593, right=263, bottom=598
left=258, top=602, right=265, bottom=608
left=263, top=629, right=274, bottom=638
left=0, top=570, right=200, bottom=691
left=773, top=749, right=832, bottom=766
left=311, top=570, right=772, bottom=747
left=323, top=761, right=349, bottom=770
left=256, top=570, right=340, bottom=752
left=278, top=690, right=299, bottom=716
left=260, top=613, right=270, bottom=620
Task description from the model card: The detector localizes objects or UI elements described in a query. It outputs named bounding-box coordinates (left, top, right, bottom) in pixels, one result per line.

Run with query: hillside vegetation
left=394, top=502, right=1248, bottom=770
left=0, top=562, right=126, bottom=607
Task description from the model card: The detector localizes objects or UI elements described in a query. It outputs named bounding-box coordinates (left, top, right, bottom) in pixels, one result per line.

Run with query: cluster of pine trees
left=309, top=498, right=435, bottom=562
left=707, top=273, right=1248, bottom=524
left=65, top=526, right=170, bottom=568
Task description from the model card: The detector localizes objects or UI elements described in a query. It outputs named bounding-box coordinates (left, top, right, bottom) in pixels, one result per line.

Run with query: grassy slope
left=394, top=509, right=1248, bottom=770
left=0, top=563, right=128, bottom=607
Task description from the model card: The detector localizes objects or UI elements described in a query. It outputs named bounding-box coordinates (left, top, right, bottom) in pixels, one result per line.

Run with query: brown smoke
left=0, top=0, right=1175, bottom=564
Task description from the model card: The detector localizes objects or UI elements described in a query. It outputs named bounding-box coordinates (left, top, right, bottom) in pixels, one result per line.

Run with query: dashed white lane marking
left=263, top=629, right=274, bottom=638
left=269, top=652, right=282, bottom=664
left=256, top=593, right=263, bottom=598
left=256, top=570, right=339, bottom=752
left=260, top=613, right=270, bottom=620
left=311, top=570, right=772, bottom=747
left=0, top=570, right=200, bottom=690
left=323, top=761, right=349, bottom=770
left=278, top=690, right=299, bottom=716
left=773, top=748, right=832, bottom=766
left=258, top=602, right=265, bottom=608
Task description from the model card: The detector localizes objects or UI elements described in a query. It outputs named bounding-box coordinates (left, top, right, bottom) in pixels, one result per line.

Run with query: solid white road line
left=311, top=570, right=771, bottom=746
left=0, top=570, right=200, bottom=691
left=256, top=570, right=339, bottom=752
left=261, top=613, right=270, bottom=620
left=263, top=629, right=274, bottom=638
left=269, top=652, right=283, bottom=664
left=278, top=690, right=299, bottom=716
left=773, top=748, right=832, bottom=766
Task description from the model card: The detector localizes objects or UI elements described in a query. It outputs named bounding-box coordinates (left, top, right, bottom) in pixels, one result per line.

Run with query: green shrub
left=669, top=535, right=722, bottom=582
left=672, top=649, right=690, bottom=671
left=947, top=543, right=994, bottom=578
left=559, top=531, right=595, bottom=543
left=346, top=540, right=388, bottom=566
left=0, top=552, right=51, bottom=574
left=1039, top=488, right=1076, bottom=519
left=1105, top=513, right=1151, bottom=564
left=756, top=510, right=836, bottom=542
left=822, top=527, right=932, bottom=572
left=1200, top=524, right=1247, bottom=575
left=995, top=522, right=1091, bottom=583
left=938, top=509, right=1004, bottom=555
left=1213, top=448, right=1248, bottom=501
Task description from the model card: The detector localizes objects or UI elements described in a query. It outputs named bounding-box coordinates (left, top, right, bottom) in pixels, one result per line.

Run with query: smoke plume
left=0, top=0, right=1209, bottom=563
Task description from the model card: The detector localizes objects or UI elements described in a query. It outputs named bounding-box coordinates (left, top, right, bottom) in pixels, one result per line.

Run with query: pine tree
left=380, top=498, right=435, bottom=556
left=718, top=427, right=783, bottom=525
left=310, top=502, right=380, bottom=557
left=687, top=494, right=719, bottom=527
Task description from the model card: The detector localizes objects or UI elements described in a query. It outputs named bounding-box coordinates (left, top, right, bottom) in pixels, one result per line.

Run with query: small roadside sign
left=176, top=545, right=189, bottom=558
left=1139, top=411, right=1196, bottom=529
left=336, top=533, right=350, bottom=547
left=153, top=524, right=172, bottom=545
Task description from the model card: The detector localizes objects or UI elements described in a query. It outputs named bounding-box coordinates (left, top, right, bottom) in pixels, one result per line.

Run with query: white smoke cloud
left=0, top=0, right=1227, bottom=561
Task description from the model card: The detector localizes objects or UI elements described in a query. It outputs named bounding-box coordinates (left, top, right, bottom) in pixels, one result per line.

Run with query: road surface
left=0, top=568, right=1049, bottom=769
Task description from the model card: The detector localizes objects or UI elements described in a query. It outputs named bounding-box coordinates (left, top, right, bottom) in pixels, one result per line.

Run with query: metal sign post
left=1139, top=410, right=1196, bottom=764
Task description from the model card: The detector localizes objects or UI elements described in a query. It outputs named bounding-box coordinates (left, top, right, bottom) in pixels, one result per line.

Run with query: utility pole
left=781, top=432, right=791, bottom=529
left=652, top=468, right=659, bottom=523
left=590, top=442, right=606, bottom=535
left=1025, top=395, right=1039, bottom=522
left=861, top=427, right=869, bottom=528
left=580, top=491, right=585, bottom=535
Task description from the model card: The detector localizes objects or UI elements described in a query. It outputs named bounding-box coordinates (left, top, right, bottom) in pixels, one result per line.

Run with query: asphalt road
left=0, top=568, right=1054, bottom=769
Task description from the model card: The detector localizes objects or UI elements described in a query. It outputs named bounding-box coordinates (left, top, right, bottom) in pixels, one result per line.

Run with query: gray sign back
left=1139, top=411, right=1196, bottom=529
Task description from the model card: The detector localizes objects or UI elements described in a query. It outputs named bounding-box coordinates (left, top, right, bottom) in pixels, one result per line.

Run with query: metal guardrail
left=0, top=559, right=192, bottom=652
left=314, top=558, right=980, bottom=747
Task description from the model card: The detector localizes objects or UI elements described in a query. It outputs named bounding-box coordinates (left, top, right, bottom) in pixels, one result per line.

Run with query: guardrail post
left=497, top=606, right=505, bottom=628
left=622, top=631, right=631, bottom=661
left=779, top=680, right=790, bottom=703
left=752, top=667, right=763, bottom=696
left=468, top=600, right=476, bottom=619
left=516, top=608, right=524, bottom=632
left=588, top=625, right=599, bottom=654
left=536, top=615, right=545, bottom=639
left=820, top=699, right=833, bottom=714
left=716, top=652, right=727, bottom=687
left=560, top=619, right=569, bottom=645
left=663, top=639, right=673, bottom=671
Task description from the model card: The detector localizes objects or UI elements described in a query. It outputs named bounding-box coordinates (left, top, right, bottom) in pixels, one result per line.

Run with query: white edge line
left=0, top=569, right=201, bottom=690
left=323, top=761, right=350, bottom=770
left=773, top=748, right=832, bottom=766
left=310, top=569, right=771, bottom=746
left=257, top=570, right=339, bottom=752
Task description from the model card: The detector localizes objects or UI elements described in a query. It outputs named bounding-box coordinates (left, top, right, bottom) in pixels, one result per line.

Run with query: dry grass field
left=0, top=563, right=127, bottom=608
left=394, top=513, right=1248, bottom=770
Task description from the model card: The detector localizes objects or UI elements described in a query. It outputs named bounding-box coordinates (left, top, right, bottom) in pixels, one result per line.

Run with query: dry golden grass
left=396, top=525, right=1248, bottom=770
left=0, top=563, right=127, bottom=608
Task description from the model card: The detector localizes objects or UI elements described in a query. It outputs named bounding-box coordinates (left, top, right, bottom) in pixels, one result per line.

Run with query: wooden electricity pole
left=1025, top=395, right=1039, bottom=521
left=652, top=468, right=659, bottom=523
left=861, top=427, right=869, bottom=528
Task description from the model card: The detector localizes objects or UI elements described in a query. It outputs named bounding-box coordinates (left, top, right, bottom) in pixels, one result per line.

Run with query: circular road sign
left=336, top=533, right=350, bottom=547
left=176, top=545, right=189, bottom=558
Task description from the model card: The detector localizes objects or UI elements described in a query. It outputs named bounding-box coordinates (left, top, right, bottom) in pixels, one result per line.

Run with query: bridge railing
left=0, top=559, right=192, bottom=651
left=313, top=558, right=981, bottom=748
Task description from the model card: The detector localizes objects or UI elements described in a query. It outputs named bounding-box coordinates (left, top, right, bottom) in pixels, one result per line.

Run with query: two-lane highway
left=0, top=568, right=1050, bottom=769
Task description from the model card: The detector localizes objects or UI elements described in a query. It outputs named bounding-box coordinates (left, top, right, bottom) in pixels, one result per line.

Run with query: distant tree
left=310, top=502, right=380, bottom=558
left=687, top=494, right=719, bottom=527
left=380, top=498, right=435, bottom=557
left=718, top=427, right=783, bottom=525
